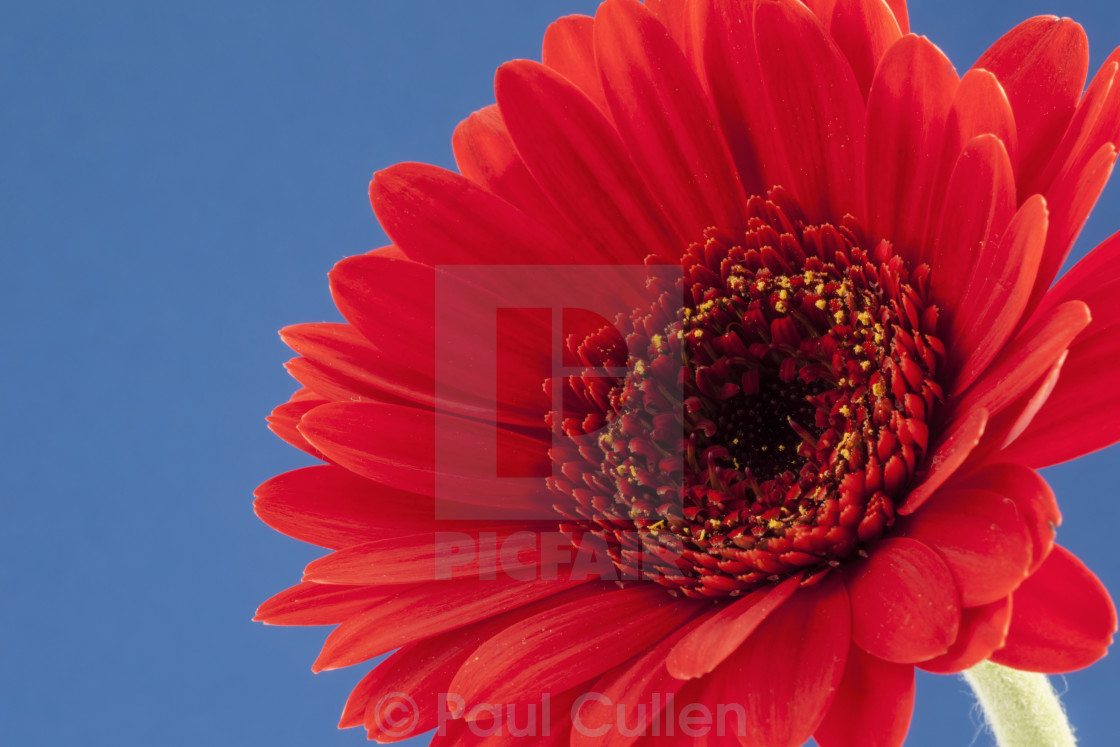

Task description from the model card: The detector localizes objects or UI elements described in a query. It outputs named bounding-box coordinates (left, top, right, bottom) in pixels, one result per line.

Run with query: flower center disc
left=550, top=192, right=946, bottom=599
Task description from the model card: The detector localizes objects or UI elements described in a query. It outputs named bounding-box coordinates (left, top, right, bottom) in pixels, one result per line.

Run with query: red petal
left=1037, top=229, right=1120, bottom=317
left=644, top=0, right=687, bottom=48
left=882, top=0, right=908, bottom=33
left=341, top=584, right=597, bottom=737
left=814, top=645, right=914, bottom=747
left=541, top=15, right=609, bottom=113
left=1007, top=232, right=1120, bottom=465
left=314, top=577, right=592, bottom=672
left=952, top=300, right=1090, bottom=420
left=595, top=0, right=747, bottom=240
left=953, top=463, right=1060, bottom=575
left=573, top=613, right=711, bottom=747
left=328, top=252, right=545, bottom=425
left=449, top=584, right=700, bottom=708
left=688, top=0, right=772, bottom=197
left=451, top=106, right=576, bottom=239
left=370, top=162, right=583, bottom=266
left=267, top=388, right=328, bottom=460
left=1002, top=337, right=1120, bottom=467
left=254, top=465, right=434, bottom=549
left=928, top=134, right=1016, bottom=313
left=846, top=537, right=961, bottom=663
left=865, top=34, right=958, bottom=265
left=753, top=0, right=866, bottom=224
left=701, top=575, right=851, bottom=747
left=304, top=525, right=561, bottom=586
left=919, top=596, right=1013, bottom=674
left=949, top=195, right=1048, bottom=395
left=329, top=250, right=505, bottom=419
left=992, top=349, right=1066, bottom=450
left=801, top=0, right=837, bottom=26
left=327, top=250, right=431, bottom=372
left=828, top=0, right=903, bottom=98
left=495, top=59, right=680, bottom=263
left=1032, top=51, right=1120, bottom=197
left=665, top=575, right=800, bottom=679
left=428, top=687, right=585, bottom=747
left=937, top=69, right=1019, bottom=200
left=299, top=401, right=434, bottom=489
left=899, top=407, right=987, bottom=515
left=327, top=253, right=560, bottom=431
left=1032, top=142, right=1119, bottom=308
left=280, top=322, right=426, bottom=408
left=299, top=401, right=550, bottom=513
left=991, top=545, right=1117, bottom=673
left=254, top=582, right=387, bottom=626
left=975, top=17, right=1088, bottom=192
left=341, top=638, right=466, bottom=737
left=898, top=488, right=1032, bottom=606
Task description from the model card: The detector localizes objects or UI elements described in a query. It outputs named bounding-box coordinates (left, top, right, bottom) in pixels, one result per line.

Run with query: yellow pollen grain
left=834, top=310, right=846, bottom=323
left=814, top=298, right=827, bottom=310
left=872, top=381, right=887, bottom=397
left=857, top=311, right=872, bottom=326
left=651, top=334, right=663, bottom=348
left=839, top=405, right=851, bottom=417
left=768, top=519, right=785, bottom=530
left=692, top=329, right=704, bottom=339
left=778, top=289, right=789, bottom=300
left=860, top=360, right=872, bottom=371
left=755, top=280, right=767, bottom=291
left=775, top=301, right=788, bottom=313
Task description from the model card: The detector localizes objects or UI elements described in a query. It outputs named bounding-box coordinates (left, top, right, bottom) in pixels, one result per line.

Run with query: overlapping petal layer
left=257, top=1, right=1118, bottom=745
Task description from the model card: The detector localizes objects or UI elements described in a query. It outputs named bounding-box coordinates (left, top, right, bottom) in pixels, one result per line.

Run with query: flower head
left=257, top=1, right=1119, bottom=745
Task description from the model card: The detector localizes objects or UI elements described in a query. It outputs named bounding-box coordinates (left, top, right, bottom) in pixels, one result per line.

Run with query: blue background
left=1, top=1, right=1117, bottom=745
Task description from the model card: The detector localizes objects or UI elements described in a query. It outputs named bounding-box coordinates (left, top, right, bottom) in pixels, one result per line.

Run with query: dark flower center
left=549, top=190, right=944, bottom=599
left=719, top=373, right=827, bottom=481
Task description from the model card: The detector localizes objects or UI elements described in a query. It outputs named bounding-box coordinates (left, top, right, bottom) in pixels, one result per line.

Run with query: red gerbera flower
left=256, top=1, right=1119, bottom=745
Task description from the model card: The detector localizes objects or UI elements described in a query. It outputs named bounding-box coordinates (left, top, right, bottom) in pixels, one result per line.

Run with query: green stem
left=962, top=661, right=1077, bottom=747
